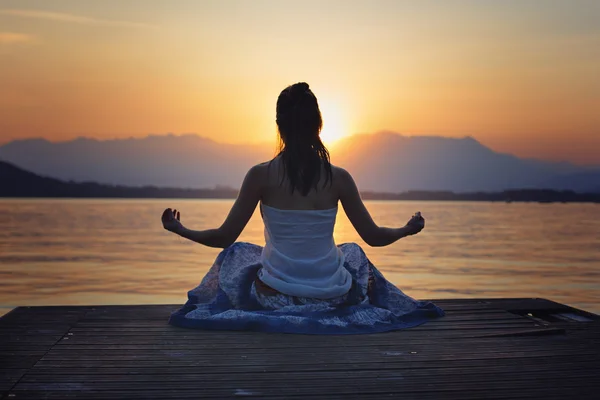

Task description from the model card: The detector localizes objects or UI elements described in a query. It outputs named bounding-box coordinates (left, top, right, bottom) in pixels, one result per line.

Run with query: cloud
left=0, top=9, right=153, bottom=28
left=0, top=32, right=35, bottom=44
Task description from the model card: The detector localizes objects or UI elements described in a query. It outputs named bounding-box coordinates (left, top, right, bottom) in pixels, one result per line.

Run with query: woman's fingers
left=162, top=207, right=181, bottom=222
left=407, top=214, right=425, bottom=232
left=162, top=208, right=175, bottom=222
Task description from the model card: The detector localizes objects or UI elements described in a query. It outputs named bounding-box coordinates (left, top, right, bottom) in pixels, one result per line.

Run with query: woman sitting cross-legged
left=163, top=82, right=444, bottom=334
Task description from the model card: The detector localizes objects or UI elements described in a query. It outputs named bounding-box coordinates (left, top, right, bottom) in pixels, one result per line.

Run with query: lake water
left=1, top=199, right=599, bottom=316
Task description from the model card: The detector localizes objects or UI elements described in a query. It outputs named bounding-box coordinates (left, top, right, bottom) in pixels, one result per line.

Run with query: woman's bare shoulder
left=331, top=164, right=352, bottom=181
left=252, top=160, right=271, bottom=169
left=247, top=159, right=276, bottom=181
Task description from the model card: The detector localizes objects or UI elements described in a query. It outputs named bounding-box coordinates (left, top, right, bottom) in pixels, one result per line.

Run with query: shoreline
left=1, top=196, right=599, bottom=203
left=3, top=186, right=600, bottom=203
left=3, top=161, right=599, bottom=202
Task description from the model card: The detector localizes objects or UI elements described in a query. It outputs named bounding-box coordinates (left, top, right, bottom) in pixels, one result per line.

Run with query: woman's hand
left=405, top=212, right=425, bottom=236
left=162, top=208, right=184, bottom=234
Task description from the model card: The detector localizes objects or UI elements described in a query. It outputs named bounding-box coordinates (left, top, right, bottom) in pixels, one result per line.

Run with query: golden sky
left=1, top=0, right=599, bottom=164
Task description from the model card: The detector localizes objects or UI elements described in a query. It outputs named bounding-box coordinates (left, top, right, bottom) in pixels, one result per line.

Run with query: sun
left=318, top=101, right=347, bottom=148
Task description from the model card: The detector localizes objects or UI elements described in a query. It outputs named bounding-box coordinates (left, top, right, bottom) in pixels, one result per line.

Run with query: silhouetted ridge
left=2, top=160, right=598, bottom=202
left=0, top=160, right=238, bottom=198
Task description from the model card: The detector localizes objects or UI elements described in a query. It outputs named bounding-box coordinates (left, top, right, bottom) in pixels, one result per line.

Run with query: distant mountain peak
left=338, top=132, right=491, bottom=154
left=372, top=130, right=406, bottom=138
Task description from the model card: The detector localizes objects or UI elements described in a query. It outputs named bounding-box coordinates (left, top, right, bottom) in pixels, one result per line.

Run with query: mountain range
left=1, top=132, right=598, bottom=193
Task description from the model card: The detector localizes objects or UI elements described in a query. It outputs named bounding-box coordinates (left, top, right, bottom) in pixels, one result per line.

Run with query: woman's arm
left=337, top=168, right=424, bottom=247
left=162, top=165, right=262, bottom=248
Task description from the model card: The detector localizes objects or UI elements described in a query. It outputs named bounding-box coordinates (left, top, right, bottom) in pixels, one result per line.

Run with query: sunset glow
left=1, top=1, right=599, bottom=164
left=319, top=100, right=348, bottom=147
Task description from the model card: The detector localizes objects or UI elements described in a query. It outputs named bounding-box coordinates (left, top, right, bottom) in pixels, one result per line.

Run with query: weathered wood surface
left=1, top=298, right=598, bottom=399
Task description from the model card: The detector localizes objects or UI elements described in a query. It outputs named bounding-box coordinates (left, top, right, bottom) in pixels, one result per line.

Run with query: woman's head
left=274, top=82, right=332, bottom=195
left=276, top=82, right=322, bottom=145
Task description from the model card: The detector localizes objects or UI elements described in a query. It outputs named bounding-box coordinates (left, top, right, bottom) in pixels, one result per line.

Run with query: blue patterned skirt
left=169, top=242, right=444, bottom=334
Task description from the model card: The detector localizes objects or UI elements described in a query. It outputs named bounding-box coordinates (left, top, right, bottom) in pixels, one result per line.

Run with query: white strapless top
left=257, top=203, right=353, bottom=299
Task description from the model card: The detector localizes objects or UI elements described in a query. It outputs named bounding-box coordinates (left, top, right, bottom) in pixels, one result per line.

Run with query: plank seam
left=3, top=308, right=87, bottom=396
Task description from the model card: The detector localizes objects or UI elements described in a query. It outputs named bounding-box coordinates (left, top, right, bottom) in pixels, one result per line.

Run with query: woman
left=163, top=82, right=444, bottom=334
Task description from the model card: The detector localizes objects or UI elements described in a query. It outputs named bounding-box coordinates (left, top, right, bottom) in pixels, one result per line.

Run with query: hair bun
left=290, top=82, right=310, bottom=97
left=297, top=82, right=309, bottom=91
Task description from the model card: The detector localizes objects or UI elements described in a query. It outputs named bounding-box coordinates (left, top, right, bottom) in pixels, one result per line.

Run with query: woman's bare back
left=258, top=156, right=341, bottom=211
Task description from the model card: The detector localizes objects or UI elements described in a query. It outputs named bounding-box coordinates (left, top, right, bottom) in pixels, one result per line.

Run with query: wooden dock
left=1, top=298, right=599, bottom=399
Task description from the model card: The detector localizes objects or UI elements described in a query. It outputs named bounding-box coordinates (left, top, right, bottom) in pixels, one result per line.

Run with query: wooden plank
left=76, top=308, right=508, bottom=321
left=54, top=335, right=575, bottom=347
left=33, top=340, right=586, bottom=351
left=53, top=333, right=567, bottom=347
left=0, top=335, right=64, bottom=346
left=6, top=388, right=598, bottom=400
left=68, top=318, right=539, bottom=330
left=72, top=313, right=527, bottom=327
left=64, top=323, right=541, bottom=335
left=71, top=316, right=538, bottom=328
left=15, top=370, right=600, bottom=389
left=40, top=337, right=597, bottom=356
left=10, top=375, right=600, bottom=398
left=33, top=350, right=600, bottom=369
left=39, top=346, right=596, bottom=361
left=20, top=362, right=600, bottom=383
left=0, top=327, right=73, bottom=335
left=26, top=354, right=600, bottom=376
left=473, top=327, right=566, bottom=338
left=14, top=373, right=600, bottom=395
left=76, top=304, right=506, bottom=320
left=39, top=348, right=599, bottom=364
left=69, top=323, right=546, bottom=335
left=42, top=338, right=582, bottom=351
left=53, top=328, right=562, bottom=345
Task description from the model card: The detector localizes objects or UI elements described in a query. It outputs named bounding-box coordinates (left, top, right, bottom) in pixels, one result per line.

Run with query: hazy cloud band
left=0, top=32, right=35, bottom=44
left=0, top=9, right=153, bottom=28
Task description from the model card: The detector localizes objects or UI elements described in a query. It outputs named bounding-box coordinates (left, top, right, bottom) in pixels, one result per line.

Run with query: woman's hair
left=274, top=82, right=332, bottom=195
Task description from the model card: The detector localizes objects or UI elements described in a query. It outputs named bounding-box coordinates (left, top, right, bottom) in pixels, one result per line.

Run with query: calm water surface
left=1, top=199, right=599, bottom=316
